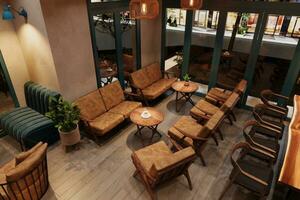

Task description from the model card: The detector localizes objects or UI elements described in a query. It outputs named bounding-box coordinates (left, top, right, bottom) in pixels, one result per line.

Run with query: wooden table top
left=172, top=81, right=199, bottom=93
left=278, top=95, right=300, bottom=190
left=130, top=107, right=164, bottom=127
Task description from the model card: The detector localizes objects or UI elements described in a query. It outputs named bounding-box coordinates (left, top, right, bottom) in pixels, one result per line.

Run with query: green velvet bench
left=0, top=81, right=60, bottom=150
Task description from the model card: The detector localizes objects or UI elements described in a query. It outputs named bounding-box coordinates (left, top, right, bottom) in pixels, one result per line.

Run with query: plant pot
left=184, top=81, right=190, bottom=86
left=59, top=125, right=81, bottom=147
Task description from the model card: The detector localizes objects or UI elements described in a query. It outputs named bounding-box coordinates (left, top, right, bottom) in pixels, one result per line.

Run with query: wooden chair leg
left=183, top=170, right=193, bottom=190
left=196, top=149, right=206, bottom=166
left=217, top=128, right=224, bottom=141
left=227, top=115, right=233, bottom=125
left=219, top=179, right=234, bottom=200
left=212, top=134, right=219, bottom=146
left=230, top=111, right=236, bottom=121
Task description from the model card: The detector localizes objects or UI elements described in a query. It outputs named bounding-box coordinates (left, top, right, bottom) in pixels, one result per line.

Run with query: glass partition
left=187, top=10, right=220, bottom=93
left=164, top=8, right=186, bottom=78
left=120, top=11, right=137, bottom=84
left=215, top=12, right=257, bottom=91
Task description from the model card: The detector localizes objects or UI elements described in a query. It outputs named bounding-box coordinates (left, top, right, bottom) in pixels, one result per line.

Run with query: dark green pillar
left=181, top=10, right=194, bottom=79
left=113, top=11, right=125, bottom=88
left=208, top=11, right=227, bottom=89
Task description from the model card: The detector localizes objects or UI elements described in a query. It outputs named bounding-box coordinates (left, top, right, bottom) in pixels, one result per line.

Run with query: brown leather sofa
left=0, top=142, right=49, bottom=200
left=129, top=62, right=177, bottom=105
left=74, top=81, right=142, bottom=141
left=131, top=141, right=196, bottom=200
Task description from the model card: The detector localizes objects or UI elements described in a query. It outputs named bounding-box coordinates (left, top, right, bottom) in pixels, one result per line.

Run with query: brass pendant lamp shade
left=129, top=0, right=159, bottom=19
left=181, top=0, right=203, bottom=10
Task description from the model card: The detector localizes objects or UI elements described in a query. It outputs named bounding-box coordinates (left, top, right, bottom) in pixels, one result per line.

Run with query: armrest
left=240, top=169, right=268, bottom=186
left=173, top=126, right=208, bottom=141
left=153, top=147, right=196, bottom=172
left=124, top=91, right=141, bottom=101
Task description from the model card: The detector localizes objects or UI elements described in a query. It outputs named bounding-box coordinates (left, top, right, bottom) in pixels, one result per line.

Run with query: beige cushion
left=15, top=142, right=43, bottom=164
left=168, top=127, right=194, bottom=147
left=99, top=81, right=125, bottom=110
left=108, top=101, right=142, bottom=118
left=205, top=110, right=225, bottom=131
left=144, top=62, right=162, bottom=83
left=207, top=88, right=231, bottom=102
left=130, top=68, right=152, bottom=89
left=191, top=99, right=219, bottom=118
left=142, top=78, right=176, bottom=100
left=89, top=112, right=125, bottom=135
left=234, top=79, right=247, bottom=95
left=133, top=141, right=172, bottom=173
left=174, top=116, right=210, bottom=138
left=74, top=90, right=107, bottom=120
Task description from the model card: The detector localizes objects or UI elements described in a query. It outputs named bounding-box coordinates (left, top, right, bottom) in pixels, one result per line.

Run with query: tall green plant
left=46, top=96, right=80, bottom=133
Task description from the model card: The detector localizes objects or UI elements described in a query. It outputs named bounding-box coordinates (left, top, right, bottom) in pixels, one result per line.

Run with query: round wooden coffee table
left=172, top=81, right=199, bottom=112
left=130, top=107, right=164, bottom=140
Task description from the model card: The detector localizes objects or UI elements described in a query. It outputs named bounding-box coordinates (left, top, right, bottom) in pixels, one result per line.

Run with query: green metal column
left=135, top=19, right=142, bottom=69
left=208, top=11, right=227, bottom=89
left=281, top=39, right=300, bottom=99
left=181, top=10, right=194, bottom=79
left=160, top=1, right=167, bottom=71
left=86, top=0, right=102, bottom=88
left=0, top=51, right=19, bottom=107
left=242, top=12, right=268, bottom=104
left=113, top=11, right=125, bottom=88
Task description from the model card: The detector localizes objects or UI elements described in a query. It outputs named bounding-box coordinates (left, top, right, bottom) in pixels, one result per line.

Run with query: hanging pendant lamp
left=181, top=0, right=203, bottom=10
left=129, top=0, right=159, bottom=19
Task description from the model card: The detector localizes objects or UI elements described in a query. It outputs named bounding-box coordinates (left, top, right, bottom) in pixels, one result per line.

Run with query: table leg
left=175, top=91, right=179, bottom=112
left=175, top=92, right=195, bottom=112
left=149, top=125, right=162, bottom=139
left=134, top=125, right=145, bottom=137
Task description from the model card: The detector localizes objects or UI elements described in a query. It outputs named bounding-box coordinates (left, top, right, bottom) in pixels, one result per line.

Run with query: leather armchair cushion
left=74, top=90, right=107, bottom=121
left=234, top=79, right=247, bottom=95
left=133, top=141, right=172, bottom=173
left=174, top=116, right=210, bottom=138
left=191, top=99, right=219, bottom=117
left=108, top=101, right=142, bottom=118
left=205, top=110, right=225, bottom=131
left=168, top=127, right=193, bottom=147
left=99, top=81, right=125, bottom=110
left=145, top=63, right=162, bottom=83
left=130, top=68, right=153, bottom=89
left=89, top=112, right=125, bottom=135
left=15, top=142, right=43, bottom=164
left=207, top=88, right=231, bottom=102
left=6, top=143, right=48, bottom=182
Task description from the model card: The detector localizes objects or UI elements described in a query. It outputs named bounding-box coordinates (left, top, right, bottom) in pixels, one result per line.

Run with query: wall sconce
left=2, top=4, right=28, bottom=23
left=181, top=0, right=203, bottom=10
left=129, top=0, right=159, bottom=19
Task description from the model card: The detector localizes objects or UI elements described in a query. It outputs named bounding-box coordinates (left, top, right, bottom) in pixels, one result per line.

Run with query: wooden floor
left=0, top=93, right=274, bottom=200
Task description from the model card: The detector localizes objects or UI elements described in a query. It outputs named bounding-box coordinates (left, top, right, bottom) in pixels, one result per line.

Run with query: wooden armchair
left=168, top=110, right=226, bottom=166
left=131, top=141, right=196, bottom=200
left=0, top=142, right=49, bottom=200
left=253, top=104, right=284, bottom=139
left=260, top=89, right=289, bottom=120
left=243, top=120, right=280, bottom=165
left=219, top=142, right=274, bottom=200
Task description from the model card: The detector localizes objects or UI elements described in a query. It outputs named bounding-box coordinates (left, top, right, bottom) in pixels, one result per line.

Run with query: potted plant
left=183, top=73, right=191, bottom=86
left=46, top=96, right=81, bottom=149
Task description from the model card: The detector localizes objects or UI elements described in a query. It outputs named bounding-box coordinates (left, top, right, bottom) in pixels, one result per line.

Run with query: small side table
left=172, top=81, right=199, bottom=112
left=130, top=107, right=164, bottom=140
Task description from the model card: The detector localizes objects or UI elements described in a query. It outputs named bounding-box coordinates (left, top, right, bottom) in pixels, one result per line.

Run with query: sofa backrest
left=233, top=79, right=247, bottom=95
left=130, top=68, right=153, bottom=89
left=99, top=81, right=125, bottom=110
left=74, top=90, right=107, bottom=121
left=144, top=62, right=162, bottom=83
left=24, top=81, right=60, bottom=115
